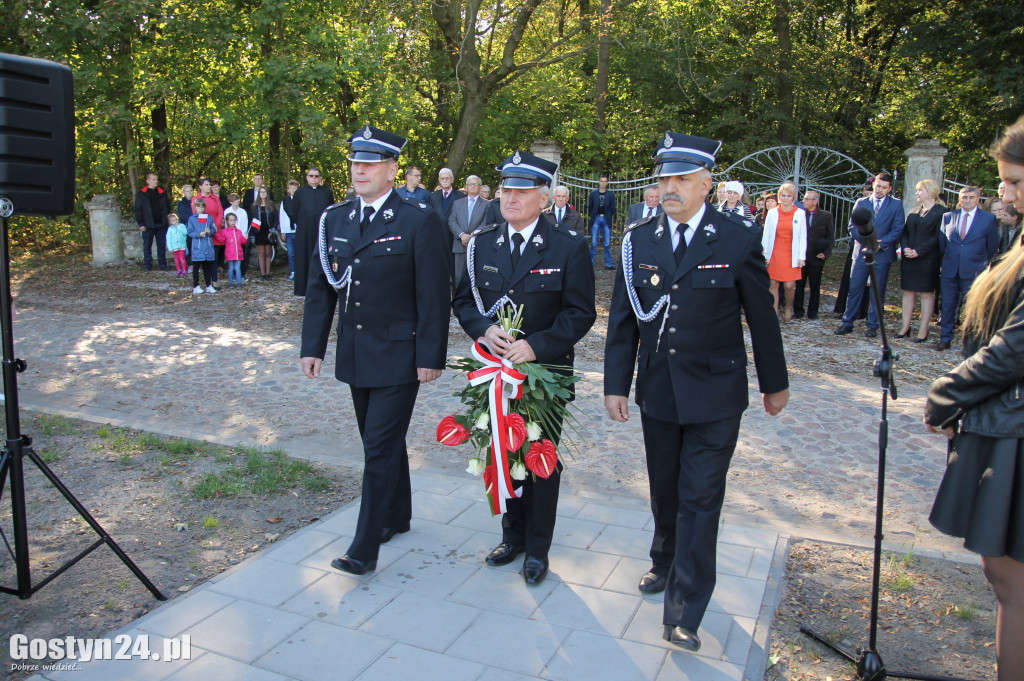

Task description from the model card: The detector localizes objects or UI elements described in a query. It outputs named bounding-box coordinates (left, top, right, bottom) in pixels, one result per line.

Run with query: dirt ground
left=767, top=540, right=997, bottom=681
left=0, top=412, right=360, bottom=680
left=0, top=246, right=994, bottom=680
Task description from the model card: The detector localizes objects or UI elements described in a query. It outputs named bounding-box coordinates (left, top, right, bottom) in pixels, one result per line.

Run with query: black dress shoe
left=913, top=332, right=929, bottom=343
left=865, top=327, right=878, bottom=338
left=381, top=523, right=410, bottom=543
left=663, top=625, right=701, bottom=651
left=895, top=329, right=911, bottom=338
left=638, top=571, right=667, bottom=594
left=833, top=325, right=853, bottom=335
left=522, top=556, right=548, bottom=585
left=934, top=340, right=951, bottom=351
left=807, top=314, right=818, bottom=320
left=485, top=542, right=524, bottom=566
left=331, top=555, right=377, bottom=575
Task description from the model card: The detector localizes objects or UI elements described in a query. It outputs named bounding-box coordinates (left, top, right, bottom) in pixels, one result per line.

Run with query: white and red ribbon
left=467, top=339, right=526, bottom=515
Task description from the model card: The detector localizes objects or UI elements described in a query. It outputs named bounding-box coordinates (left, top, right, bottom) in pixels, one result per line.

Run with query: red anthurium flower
left=436, top=415, right=469, bottom=446
left=483, top=464, right=496, bottom=495
left=525, top=440, right=558, bottom=479
left=506, top=413, right=527, bottom=451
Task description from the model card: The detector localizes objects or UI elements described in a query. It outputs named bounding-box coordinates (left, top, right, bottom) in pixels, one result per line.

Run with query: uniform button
left=386, top=247, right=391, bottom=252
left=354, top=302, right=360, bottom=307
left=508, top=289, right=514, bottom=295
left=710, top=279, right=716, bottom=285
left=668, top=349, right=676, bottom=355
left=671, top=284, right=679, bottom=291
left=671, top=304, right=678, bottom=311
left=354, top=280, right=361, bottom=286
left=642, top=279, right=648, bottom=284
left=354, top=258, right=360, bottom=264
left=356, top=324, right=363, bottom=330
left=669, top=327, right=676, bottom=333
left=540, top=284, right=545, bottom=289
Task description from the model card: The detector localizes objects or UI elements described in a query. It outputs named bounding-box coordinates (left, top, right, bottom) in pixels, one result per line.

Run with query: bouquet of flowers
left=437, top=303, right=580, bottom=516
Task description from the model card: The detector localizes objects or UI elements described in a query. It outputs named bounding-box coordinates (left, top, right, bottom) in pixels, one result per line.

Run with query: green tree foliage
left=1, top=0, right=1020, bottom=248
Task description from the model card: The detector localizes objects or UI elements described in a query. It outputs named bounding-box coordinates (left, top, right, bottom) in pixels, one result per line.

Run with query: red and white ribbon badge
left=467, top=339, right=526, bottom=515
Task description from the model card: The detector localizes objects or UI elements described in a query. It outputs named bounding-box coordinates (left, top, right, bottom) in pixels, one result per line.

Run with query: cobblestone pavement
left=13, top=307, right=962, bottom=557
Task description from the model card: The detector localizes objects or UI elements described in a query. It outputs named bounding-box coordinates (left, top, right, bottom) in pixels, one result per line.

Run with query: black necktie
left=360, top=205, right=374, bottom=236
left=511, top=232, right=524, bottom=269
left=674, top=226, right=687, bottom=265
left=557, top=208, right=563, bottom=224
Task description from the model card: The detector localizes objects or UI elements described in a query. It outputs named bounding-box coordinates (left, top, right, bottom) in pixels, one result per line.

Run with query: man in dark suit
left=242, top=172, right=274, bottom=210
left=587, top=173, right=617, bottom=269
left=604, top=131, right=789, bottom=651
left=453, top=151, right=596, bottom=586
left=543, top=185, right=585, bottom=233
left=834, top=172, right=905, bottom=338
left=300, top=125, right=450, bottom=576
left=627, top=185, right=663, bottom=224
left=292, top=167, right=335, bottom=296
left=935, top=186, right=1000, bottom=350
left=792, top=190, right=835, bottom=319
left=448, top=175, right=490, bottom=286
left=429, top=167, right=466, bottom=222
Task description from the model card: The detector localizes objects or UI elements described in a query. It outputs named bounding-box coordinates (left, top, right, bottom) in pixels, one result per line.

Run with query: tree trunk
left=774, top=0, right=794, bottom=144
left=445, top=89, right=489, bottom=177
left=269, top=120, right=282, bottom=189
left=151, top=100, right=170, bottom=183
left=592, top=0, right=611, bottom=167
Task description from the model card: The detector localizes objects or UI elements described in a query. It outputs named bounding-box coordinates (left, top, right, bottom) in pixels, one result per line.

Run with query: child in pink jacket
left=213, top=213, right=248, bottom=287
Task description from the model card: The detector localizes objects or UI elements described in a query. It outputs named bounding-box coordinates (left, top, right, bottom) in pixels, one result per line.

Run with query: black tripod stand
left=800, top=243, right=970, bottom=681
left=0, top=199, right=165, bottom=601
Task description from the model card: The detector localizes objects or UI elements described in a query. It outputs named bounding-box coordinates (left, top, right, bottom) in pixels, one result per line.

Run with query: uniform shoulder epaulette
left=471, top=222, right=500, bottom=237
left=718, top=209, right=755, bottom=230
left=624, top=213, right=658, bottom=234
left=401, top=196, right=432, bottom=212
left=551, top=222, right=584, bottom=240
left=323, top=199, right=354, bottom=214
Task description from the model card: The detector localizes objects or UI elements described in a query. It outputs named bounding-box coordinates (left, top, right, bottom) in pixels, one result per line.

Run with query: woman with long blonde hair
left=897, top=179, right=947, bottom=341
left=925, top=115, right=1024, bottom=681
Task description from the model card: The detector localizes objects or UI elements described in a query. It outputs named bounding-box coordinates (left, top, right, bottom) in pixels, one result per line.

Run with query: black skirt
left=929, top=431, right=1024, bottom=562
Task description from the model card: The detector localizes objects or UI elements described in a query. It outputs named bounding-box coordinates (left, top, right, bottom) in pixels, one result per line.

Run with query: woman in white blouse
left=761, top=182, right=807, bottom=322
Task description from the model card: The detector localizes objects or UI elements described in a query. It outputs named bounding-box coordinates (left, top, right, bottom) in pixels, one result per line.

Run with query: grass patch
left=950, top=602, right=979, bottom=620
left=161, top=437, right=210, bottom=460
left=201, top=515, right=219, bottom=529
left=192, top=447, right=331, bottom=500
left=38, top=448, right=61, bottom=463
left=883, top=552, right=919, bottom=592
left=36, top=413, right=77, bottom=436
left=96, top=426, right=112, bottom=438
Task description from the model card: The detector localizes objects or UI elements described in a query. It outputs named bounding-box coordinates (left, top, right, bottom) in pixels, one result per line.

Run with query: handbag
left=269, top=228, right=280, bottom=246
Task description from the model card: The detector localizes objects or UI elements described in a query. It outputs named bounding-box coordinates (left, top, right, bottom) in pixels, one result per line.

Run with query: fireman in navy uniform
left=300, top=125, right=450, bottom=576
left=452, top=151, right=596, bottom=585
left=603, top=132, right=789, bottom=650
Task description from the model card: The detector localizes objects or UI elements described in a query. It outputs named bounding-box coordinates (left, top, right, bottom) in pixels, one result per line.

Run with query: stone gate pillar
left=903, top=139, right=947, bottom=215
left=85, top=194, right=125, bottom=265
left=531, top=139, right=564, bottom=187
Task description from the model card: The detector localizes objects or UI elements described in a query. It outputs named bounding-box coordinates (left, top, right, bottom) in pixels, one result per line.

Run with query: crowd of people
left=127, top=118, right=1024, bottom=675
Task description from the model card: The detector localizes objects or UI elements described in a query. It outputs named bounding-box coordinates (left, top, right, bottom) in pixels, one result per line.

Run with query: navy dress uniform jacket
left=604, top=207, right=788, bottom=423
left=300, top=192, right=451, bottom=387
left=452, top=220, right=596, bottom=368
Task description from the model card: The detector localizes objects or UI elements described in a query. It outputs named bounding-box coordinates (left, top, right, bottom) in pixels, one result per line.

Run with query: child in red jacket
left=213, top=213, right=248, bottom=287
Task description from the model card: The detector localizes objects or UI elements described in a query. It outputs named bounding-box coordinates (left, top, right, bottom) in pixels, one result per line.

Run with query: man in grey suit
left=627, top=185, right=663, bottom=224
left=448, top=175, right=490, bottom=286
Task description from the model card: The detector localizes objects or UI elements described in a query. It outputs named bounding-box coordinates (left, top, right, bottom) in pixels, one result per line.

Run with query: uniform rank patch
left=483, top=265, right=499, bottom=273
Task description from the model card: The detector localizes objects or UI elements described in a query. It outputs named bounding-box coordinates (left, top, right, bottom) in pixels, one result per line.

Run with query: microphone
left=850, top=206, right=879, bottom=253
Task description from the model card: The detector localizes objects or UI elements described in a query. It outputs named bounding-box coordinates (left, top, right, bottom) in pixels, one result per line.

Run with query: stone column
left=531, top=139, right=564, bottom=187
left=903, top=139, right=947, bottom=215
left=85, top=195, right=125, bottom=265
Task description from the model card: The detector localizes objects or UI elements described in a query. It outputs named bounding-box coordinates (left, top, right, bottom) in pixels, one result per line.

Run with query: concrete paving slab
left=543, top=630, right=667, bottom=681
left=254, top=620, right=391, bottom=681
left=352, top=643, right=485, bottom=681
left=277, top=571, right=401, bottom=629
left=357, top=592, right=480, bottom=652
left=183, top=600, right=308, bottom=663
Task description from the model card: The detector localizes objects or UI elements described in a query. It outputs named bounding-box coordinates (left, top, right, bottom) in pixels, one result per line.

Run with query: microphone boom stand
left=0, top=198, right=165, bottom=601
left=799, top=243, right=972, bottom=681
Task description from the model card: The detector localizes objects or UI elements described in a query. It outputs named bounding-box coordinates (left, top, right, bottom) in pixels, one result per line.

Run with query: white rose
left=526, top=421, right=542, bottom=441
left=474, top=413, right=490, bottom=431
left=466, top=458, right=486, bottom=476
left=510, top=461, right=527, bottom=481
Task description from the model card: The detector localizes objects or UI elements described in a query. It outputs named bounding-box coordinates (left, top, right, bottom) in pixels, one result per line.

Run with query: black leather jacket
left=925, top=279, right=1024, bottom=437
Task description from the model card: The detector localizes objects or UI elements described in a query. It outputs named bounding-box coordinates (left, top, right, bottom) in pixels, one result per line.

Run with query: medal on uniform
left=650, top=274, right=660, bottom=286
left=332, top=262, right=338, bottom=272
left=349, top=210, right=356, bottom=220
left=383, top=208, right=394, bottom=220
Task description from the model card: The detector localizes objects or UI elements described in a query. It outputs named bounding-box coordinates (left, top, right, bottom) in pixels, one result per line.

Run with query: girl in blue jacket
left=187, top=198, right=218, bottom=294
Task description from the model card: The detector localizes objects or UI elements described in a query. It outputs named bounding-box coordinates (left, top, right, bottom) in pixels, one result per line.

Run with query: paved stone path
left=14, top=308, right=966, bottom=557
left=12, top=306, right=977, bottom=681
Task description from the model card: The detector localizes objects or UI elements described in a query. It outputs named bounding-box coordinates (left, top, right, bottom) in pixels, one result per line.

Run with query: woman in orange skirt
left=761, top=182, right=807, bottom=322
